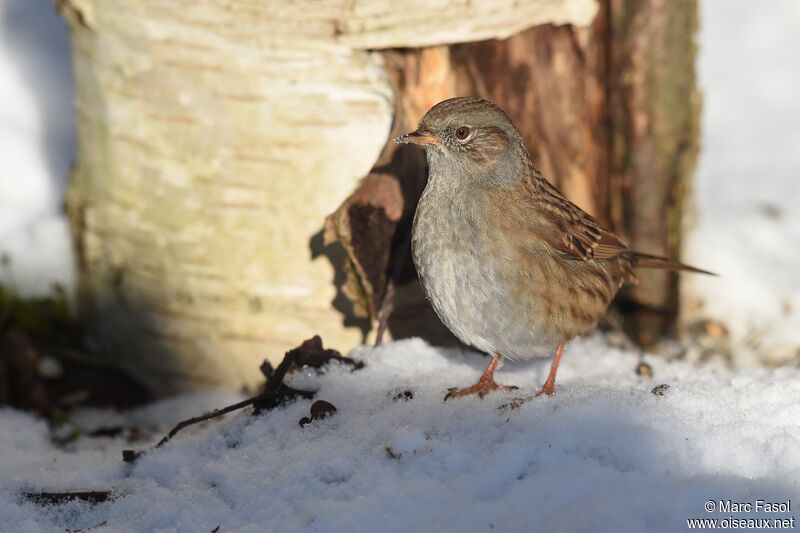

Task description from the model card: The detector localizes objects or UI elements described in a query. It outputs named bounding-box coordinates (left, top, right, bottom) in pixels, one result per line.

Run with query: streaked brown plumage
left=395, top=97, right=712, bottom=402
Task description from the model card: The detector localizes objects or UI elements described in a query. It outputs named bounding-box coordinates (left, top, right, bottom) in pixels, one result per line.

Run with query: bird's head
left=394, top=97, right=528, bottom=187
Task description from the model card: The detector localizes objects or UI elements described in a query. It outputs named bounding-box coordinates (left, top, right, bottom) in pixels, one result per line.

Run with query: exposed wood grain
left=329, top=1, right=700, bottom=347
left=606, top=0, right=700, bottom=344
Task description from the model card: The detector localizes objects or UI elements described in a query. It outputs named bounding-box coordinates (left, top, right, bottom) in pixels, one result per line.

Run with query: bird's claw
left=443, top=382, right=518, bottom=402
left=443, top=387, right=459, bottom=402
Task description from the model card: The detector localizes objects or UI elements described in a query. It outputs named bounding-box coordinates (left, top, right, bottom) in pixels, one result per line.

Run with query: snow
left=1, top=0, right=800, bottom=531
left=1, top=336, right=799, bottom=532
left=0, top=0, right=75, bottom=300
left=684, top=0, right=800, bottom=360
left=0, top=335, right=800, bottom=532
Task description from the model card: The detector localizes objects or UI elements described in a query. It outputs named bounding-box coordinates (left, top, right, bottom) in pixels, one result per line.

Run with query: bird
left=394, top=97, right=713, bottom=403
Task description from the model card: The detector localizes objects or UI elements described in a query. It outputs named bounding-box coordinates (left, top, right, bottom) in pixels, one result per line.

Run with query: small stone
left=310, top=400, right=337, bottom=419
left=390, top=389, right=414, bottom=402
left=122, top=449, right=143, bottom=463
left=651, top=384, right=670, bottom=396
left=299, top=400, right=337, bottom=427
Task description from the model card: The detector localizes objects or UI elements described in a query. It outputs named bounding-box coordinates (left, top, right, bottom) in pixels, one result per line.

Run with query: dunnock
left=395, top=97, right=712, bottom=402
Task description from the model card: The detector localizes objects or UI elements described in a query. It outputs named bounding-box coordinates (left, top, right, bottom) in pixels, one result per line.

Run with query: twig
left=122, top=385, right=316, bottom=462
left=374, top=280, right=395, bottom=346
left=66, top=522, right=108, bottom=533
left=24, top=490, right=112, bottom=505
left=154, top=397, right=257, bottom=449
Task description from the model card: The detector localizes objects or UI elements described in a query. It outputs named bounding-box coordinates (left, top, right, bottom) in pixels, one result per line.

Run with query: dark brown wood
left=24, top=491, right=112, bottom=505
left=450, top=20, right=609, bottom=223
left=606, top=0, right=700, bottom=344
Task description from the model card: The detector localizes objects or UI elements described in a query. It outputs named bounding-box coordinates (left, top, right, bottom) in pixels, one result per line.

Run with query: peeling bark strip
left=323, top=48, right=447, bottom=324
left=327, top=0, right=699, bottom=346
left=59, top=0, right=597, bottom=393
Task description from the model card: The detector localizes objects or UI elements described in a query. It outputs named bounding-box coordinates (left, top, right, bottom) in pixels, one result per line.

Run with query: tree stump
left=327, top=0, right=700, bottom=348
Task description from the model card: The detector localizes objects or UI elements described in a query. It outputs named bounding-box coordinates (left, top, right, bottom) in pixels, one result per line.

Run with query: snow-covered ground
left=2, top=337, right=799, bottom=532
left=1, top=0, right=799, bottom=531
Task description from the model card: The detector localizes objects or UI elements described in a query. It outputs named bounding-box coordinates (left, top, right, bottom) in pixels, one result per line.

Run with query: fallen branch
left=123, top=336, right=360, bottom=462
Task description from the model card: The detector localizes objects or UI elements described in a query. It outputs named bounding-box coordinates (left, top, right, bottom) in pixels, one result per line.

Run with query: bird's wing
left=527, top=175, right=630, bottom=261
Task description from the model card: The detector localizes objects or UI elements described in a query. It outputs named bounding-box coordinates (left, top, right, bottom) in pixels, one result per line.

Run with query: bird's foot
left=444, top=379, right=518, bottom=402
left=536, top=382, right=555, bottom=397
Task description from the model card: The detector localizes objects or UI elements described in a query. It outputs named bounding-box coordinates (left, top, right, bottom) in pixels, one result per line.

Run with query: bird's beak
left=394, top=129, right=438, bottom=146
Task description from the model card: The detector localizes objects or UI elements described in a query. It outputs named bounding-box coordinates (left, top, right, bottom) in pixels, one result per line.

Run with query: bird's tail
left=632, top=252, right=717, bottom=276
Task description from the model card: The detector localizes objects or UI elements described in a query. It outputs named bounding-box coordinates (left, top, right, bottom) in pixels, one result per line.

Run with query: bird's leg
left=536, top=340, right=565, bottom=396
left=444, top=354, right=518, bottom=401
left=503, top=341, right=565, bottom=410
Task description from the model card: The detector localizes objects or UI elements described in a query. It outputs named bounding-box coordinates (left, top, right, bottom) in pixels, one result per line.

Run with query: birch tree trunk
left=58, top=0, right=597, bottom=392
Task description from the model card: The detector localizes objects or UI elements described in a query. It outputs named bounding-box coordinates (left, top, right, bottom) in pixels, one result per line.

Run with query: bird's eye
left=454, top=126, right=471, bottom=140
